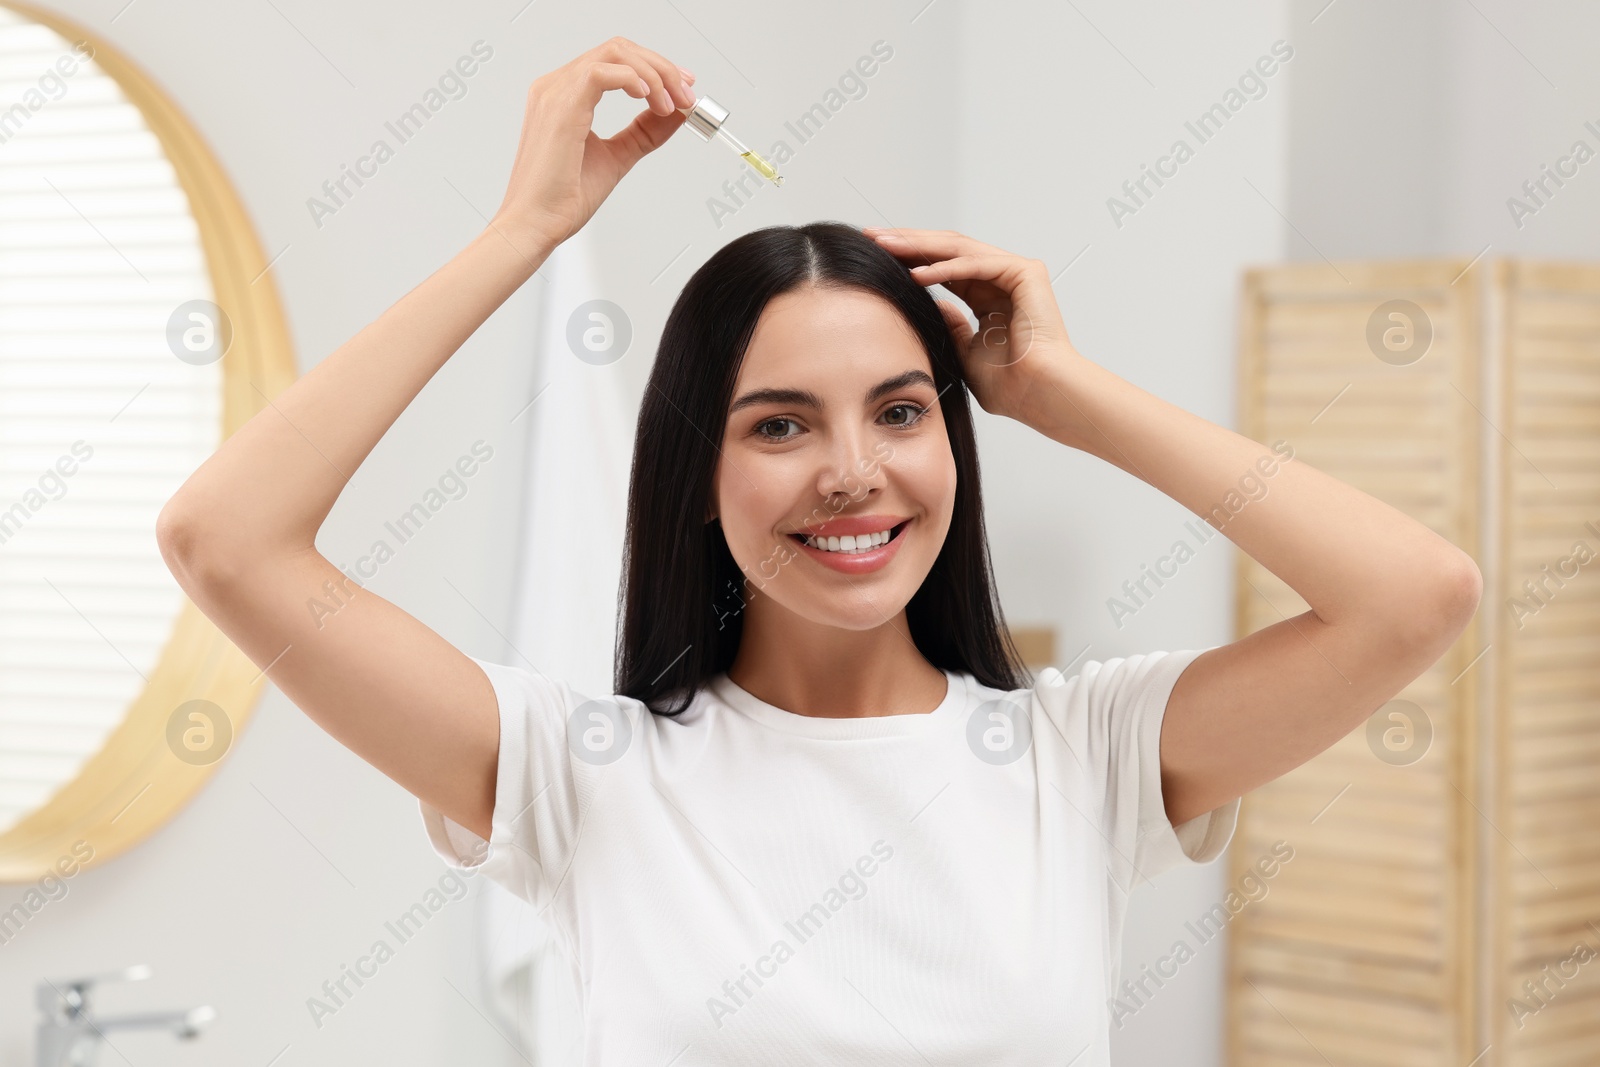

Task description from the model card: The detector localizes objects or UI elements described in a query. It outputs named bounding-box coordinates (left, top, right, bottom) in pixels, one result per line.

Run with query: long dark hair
left=614, top=221, right=1027, bottom=715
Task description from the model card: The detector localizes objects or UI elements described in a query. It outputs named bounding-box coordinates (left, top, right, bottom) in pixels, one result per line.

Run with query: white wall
left=0, top=2, right=1295, bottom=1065
left=1286, top=0, right=1600, bottom=262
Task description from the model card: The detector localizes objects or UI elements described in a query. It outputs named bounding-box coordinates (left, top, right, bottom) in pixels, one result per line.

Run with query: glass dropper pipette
left=679, top=94, right=784, bottom=187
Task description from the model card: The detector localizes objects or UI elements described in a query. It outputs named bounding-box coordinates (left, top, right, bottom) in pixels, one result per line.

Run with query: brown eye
left=882, top=403, right=926, bottom=427
left=755, top=417, right=799, bottom=441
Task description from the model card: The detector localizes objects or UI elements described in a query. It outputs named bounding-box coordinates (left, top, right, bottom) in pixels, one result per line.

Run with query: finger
left=935, top=299, right=975, bottom=349
left=909, top=252, right=1046, bottom=294
left=624, top=57, right=672, bottom=116
left=582, top=61, right=658, bottom=109
left=911, top=254, right=1057, bottom=325
left=597, top=37, right=696, bottom=113
left=623, top=41, right=697, bottom=108
left=864, top=227, right=1012, bottom=263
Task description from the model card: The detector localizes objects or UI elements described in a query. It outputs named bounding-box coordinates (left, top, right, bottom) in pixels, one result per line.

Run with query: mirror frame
left=0, top=1, right=296, bottom=880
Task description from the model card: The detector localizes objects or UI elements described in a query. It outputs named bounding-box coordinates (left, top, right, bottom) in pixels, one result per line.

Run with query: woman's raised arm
left=156, top=39, right=696, bottom=840
left=865, top=226, right=1482, bottom=828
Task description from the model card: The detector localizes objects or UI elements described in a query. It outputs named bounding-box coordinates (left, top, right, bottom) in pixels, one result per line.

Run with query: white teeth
left=803, top=527, right=897, bottom=553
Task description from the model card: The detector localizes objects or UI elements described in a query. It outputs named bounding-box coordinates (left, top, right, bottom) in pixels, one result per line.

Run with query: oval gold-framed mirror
left=0, top=0, right=295, bottom=881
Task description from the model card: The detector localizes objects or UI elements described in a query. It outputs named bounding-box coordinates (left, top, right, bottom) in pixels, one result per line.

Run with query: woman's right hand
left=493, top=37, right=697, bottom=251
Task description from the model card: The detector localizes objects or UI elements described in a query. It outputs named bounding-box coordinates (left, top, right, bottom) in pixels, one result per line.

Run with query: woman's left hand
left=862, top=227, right=1080, bottom=428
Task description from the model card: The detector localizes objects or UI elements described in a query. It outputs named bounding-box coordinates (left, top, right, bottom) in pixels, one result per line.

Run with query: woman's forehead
left=736, top=287, right=930, bottom=386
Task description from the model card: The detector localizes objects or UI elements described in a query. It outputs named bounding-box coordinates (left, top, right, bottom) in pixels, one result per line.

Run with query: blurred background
left=1, top=0, right=1597, bottom=1064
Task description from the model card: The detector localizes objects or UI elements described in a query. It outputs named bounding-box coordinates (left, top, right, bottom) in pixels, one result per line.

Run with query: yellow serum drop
left=740, top=151, right=783, bottom=186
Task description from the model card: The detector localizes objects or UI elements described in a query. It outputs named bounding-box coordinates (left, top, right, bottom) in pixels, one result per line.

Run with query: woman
left=157, top=37, right=1481, bottom=1064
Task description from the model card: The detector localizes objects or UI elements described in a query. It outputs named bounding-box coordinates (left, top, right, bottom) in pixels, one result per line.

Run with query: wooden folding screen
left=1229, top=257, right=1600, bottom=1065
left=1487, top=260, right=1600, bottom=1065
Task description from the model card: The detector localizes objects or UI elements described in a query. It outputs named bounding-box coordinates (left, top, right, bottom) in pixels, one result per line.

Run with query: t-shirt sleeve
left=416, top=656, right=593, bottom=911
left=1044, top=646, right=1240, bottom=892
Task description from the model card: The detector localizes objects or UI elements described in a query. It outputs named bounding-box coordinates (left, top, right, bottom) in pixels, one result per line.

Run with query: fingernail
left=677, top=65, right=696, bottom=81
left=638, top=78, right=651, bottom=96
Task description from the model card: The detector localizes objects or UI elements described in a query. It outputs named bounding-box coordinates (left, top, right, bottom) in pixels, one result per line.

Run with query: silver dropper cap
left=680, top=95, right=729, bottom=141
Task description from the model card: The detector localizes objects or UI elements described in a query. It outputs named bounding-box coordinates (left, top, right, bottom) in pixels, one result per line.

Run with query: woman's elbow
left=1449, top=550, right=1484, bottom=618
left=156, top=497, right=244, bottom=592
left=1398, top=550, right=1482, bottom=655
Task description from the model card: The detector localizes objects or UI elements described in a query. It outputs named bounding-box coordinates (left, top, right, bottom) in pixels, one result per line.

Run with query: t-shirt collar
left=709, top=669, right=968, bottom=739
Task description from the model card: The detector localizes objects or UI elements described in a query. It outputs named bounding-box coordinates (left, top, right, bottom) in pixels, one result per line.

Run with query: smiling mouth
left=788, top=521, right=910, bottom=555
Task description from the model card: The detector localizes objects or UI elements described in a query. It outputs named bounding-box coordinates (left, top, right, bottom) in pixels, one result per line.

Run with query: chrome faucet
left=35, top=965, right=216, bottom=1067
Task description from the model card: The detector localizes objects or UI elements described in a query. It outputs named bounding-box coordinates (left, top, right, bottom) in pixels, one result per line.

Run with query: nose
left=815, top=423, right=884, bottom=502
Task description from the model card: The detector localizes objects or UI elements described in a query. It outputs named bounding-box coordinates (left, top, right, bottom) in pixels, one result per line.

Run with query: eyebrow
left=728, top=369, right=936, bottom=415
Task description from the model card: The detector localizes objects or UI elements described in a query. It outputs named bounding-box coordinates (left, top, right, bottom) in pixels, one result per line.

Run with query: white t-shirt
left=419, top=647, right=1239, bottom=1065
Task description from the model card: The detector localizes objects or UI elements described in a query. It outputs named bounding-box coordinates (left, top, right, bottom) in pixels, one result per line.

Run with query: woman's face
left=710, top=285, right=957, bottom=631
